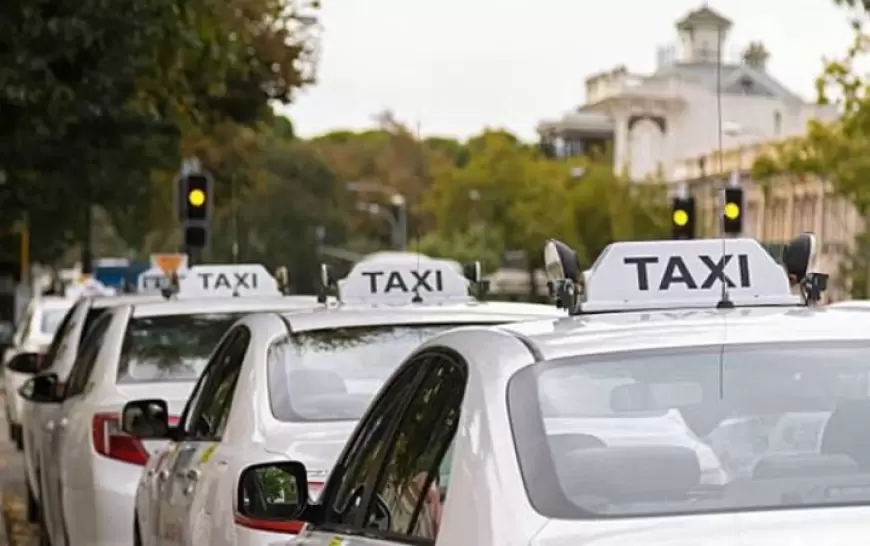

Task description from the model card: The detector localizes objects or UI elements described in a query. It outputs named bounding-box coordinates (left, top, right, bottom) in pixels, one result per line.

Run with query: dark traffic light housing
left=723, top=187, right=743, bottom=235
left=671, top=196, right=695, bottom=240
left=177, top=173, right=213, bottom=252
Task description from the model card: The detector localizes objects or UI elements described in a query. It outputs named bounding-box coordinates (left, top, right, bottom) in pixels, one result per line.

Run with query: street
left=0, top=392, right=38, bottom=546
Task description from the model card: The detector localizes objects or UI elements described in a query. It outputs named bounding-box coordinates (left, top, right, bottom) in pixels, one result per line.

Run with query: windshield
left=40, top=308, right=69, bottom=335
left=116, top=313, right=242, bottom=383
left=268, top=324, right=475, bottom=422
left=509, top=341, right=870, bottom=518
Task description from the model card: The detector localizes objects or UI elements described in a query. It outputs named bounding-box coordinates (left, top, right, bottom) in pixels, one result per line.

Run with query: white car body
left=288, top=305, right=870, bottom=546
left=133, top=301, right=561, bottom=546
left=4, top=296, right=76, bottom=441
left=36, top=295, right=320, bottom=546
left=22, top=294, right=163, bottom=514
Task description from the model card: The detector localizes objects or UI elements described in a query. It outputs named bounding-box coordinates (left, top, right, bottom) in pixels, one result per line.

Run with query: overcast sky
left=280, top=0, right=855, bottom=141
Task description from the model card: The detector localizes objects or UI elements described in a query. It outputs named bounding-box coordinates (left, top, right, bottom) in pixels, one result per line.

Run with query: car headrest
left=821, top=399, right=870, bottom=469
left=289, top=369, right=347, bottom=397
left=559, top=445, right=700, bottom=502
left=610, top=383, right=656, bottom=412
left=753, top=453, right=858, bottom=480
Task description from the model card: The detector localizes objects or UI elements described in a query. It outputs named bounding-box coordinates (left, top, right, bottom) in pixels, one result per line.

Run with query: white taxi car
left=21, top=291, right=164, bottom=526
left=123, top=253, right=562, bottom=546
left=18, top=263, right=319, bottom=546
left=4, top=295, right=76, bottom=448
left=259, top=234, right=870, bottom=545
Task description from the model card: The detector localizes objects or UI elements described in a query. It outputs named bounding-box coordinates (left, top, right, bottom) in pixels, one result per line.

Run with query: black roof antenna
left=714, top=23, right=734, bottom=311
left=410, top=121, right=424, bottom=304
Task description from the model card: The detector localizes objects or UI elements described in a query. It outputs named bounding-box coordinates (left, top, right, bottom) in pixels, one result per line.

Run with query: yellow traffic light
left=724, top=202, right=740, bottom=220
left=672, top=209, right=689, bottom=227
left=188, top=189, right=206, bottom=207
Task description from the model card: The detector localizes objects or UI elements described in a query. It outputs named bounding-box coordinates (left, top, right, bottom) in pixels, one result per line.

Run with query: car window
left=64, top=313, right=113, bottom=398
left=183, top=327, right=249, bottom=441
left=267, top=323, right=486, bottom=422
left=509, top=340, right=870, bottom=520
left=40, top=308, right=69, bottom=336
left=179, top=329, right=240, bottom=436
left=363, top=354, right=466, bottom=540
left=39, top=305, right=79, bottom=372
left=79, top=307, right=107, bottom=344
left=116, top=313, right=242, bottom=384
left=320, top=359, right=426, bottom=528
left=14, top=306, right=34, bottom=345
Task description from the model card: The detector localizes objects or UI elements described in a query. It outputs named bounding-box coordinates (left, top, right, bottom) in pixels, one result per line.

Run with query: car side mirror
left=19, top=373, right=61, bottom=403
left=121, top=399, right=170, bottom=439
left=235, top=461, right=310, bottom=532
left=6, top=352, right=42, bottom=375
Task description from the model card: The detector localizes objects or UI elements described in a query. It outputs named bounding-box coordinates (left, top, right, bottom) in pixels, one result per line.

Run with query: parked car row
left=10, top=233, right=870, bottom=546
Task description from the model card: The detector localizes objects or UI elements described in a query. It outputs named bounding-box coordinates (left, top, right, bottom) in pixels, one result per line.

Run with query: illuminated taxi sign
left=177, top=264, right=280, bottom=298
left=339, top=255, right=471, bottom=304
left=137, top=253, right=190, bottom=293
left=583, top=238, right=798, bottom=312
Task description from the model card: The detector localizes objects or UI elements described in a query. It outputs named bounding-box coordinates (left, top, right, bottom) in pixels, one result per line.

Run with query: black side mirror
left=6, top=352, right=42, bottom=375
left=236, top=461, right=310, bottom=530
left=19, top=373, right=61, bottom=403
left=121, top=399, right=170, bottom=439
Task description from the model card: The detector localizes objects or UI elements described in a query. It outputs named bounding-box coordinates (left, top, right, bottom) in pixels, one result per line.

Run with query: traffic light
left=671, top=196, right=695, bottom=240
left=177, top=173, right=212, bottom=252
left=723, top=187, right=743, bottom=235
left=180, top=174, right=211, bottom=222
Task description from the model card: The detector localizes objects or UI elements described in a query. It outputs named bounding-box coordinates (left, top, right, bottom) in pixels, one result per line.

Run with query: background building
left=674, top=141, right=862, bottom=301
left=537, top=5, right=837, bottom=182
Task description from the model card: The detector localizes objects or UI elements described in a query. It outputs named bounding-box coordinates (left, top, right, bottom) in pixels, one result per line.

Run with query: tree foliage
left=752, top=8, right=870, bottom=295
left=0, top=0, right=319, bottom=264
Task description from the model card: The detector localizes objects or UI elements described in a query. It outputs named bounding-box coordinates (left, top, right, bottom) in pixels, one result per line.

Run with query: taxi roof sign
left=138, top=253, right=191, bottom=293
left=581, top=238, right=799, bottom=312
left=176, top=264, right=280, bottom=298
left=339, top=254, right=471, bottom=304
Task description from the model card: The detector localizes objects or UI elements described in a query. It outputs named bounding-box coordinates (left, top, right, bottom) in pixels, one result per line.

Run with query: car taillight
left=234, top=481, right=323, bottom=535
left=91, top=412, right=149, bottom=466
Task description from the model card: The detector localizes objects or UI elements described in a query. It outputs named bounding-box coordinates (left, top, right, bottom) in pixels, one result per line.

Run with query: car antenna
left=714, top=24, right=734, bottom=311
left=410, top=121, right=424, bottom=304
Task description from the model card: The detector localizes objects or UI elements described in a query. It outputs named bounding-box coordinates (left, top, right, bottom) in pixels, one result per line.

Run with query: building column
left=613, top=112, right=630, bottom=176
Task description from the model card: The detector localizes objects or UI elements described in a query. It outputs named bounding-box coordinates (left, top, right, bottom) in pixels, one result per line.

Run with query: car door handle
left=186, top=469, right=200, bottom=481
left=44, top=420, right=55, bottom=431
left=57, top=418, right=68, bottom=428
left=158, top=469, right=170, bottom=481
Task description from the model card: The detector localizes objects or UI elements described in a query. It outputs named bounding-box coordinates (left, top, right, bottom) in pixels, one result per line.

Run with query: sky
left=281, top=0, right=857, bottom=141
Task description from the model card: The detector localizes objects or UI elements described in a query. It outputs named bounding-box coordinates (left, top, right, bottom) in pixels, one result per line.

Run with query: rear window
left=116, top=313, right=242, bottom=384
left=509, top=341, right=870, bottom=519
left=40, top=309, right=69, bottom=336
left=267, top=323, right=475, bottom=422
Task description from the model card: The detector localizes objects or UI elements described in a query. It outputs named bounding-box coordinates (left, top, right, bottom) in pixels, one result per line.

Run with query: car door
left=140, top=330, right=235, bottom=546
left=157, top=327, right=250, bottom=546
left=43, top=312, right=113, bottom=546
left=22, top=302, right=78, bottom=499
left=296, top=350, right=467, bottom=546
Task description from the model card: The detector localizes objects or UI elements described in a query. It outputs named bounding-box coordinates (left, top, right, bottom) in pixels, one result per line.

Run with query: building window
left=740, top=77, right=754, bottom=94
left=774, top=110, right=782, bottom=136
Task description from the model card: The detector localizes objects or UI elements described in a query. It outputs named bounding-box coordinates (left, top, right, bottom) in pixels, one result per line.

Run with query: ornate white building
left=537, top=5, right=838, bottom=182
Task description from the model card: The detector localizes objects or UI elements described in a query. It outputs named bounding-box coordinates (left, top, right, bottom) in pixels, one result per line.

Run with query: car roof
left=433, top=306, right=870, bottom=381
left=281, top=300, right=561, bottom=332
left=31, top=296, right=77, bottom=310
left=88, top=294, right=165, bottom=309
left=128, top=295, right=321, bottom=318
